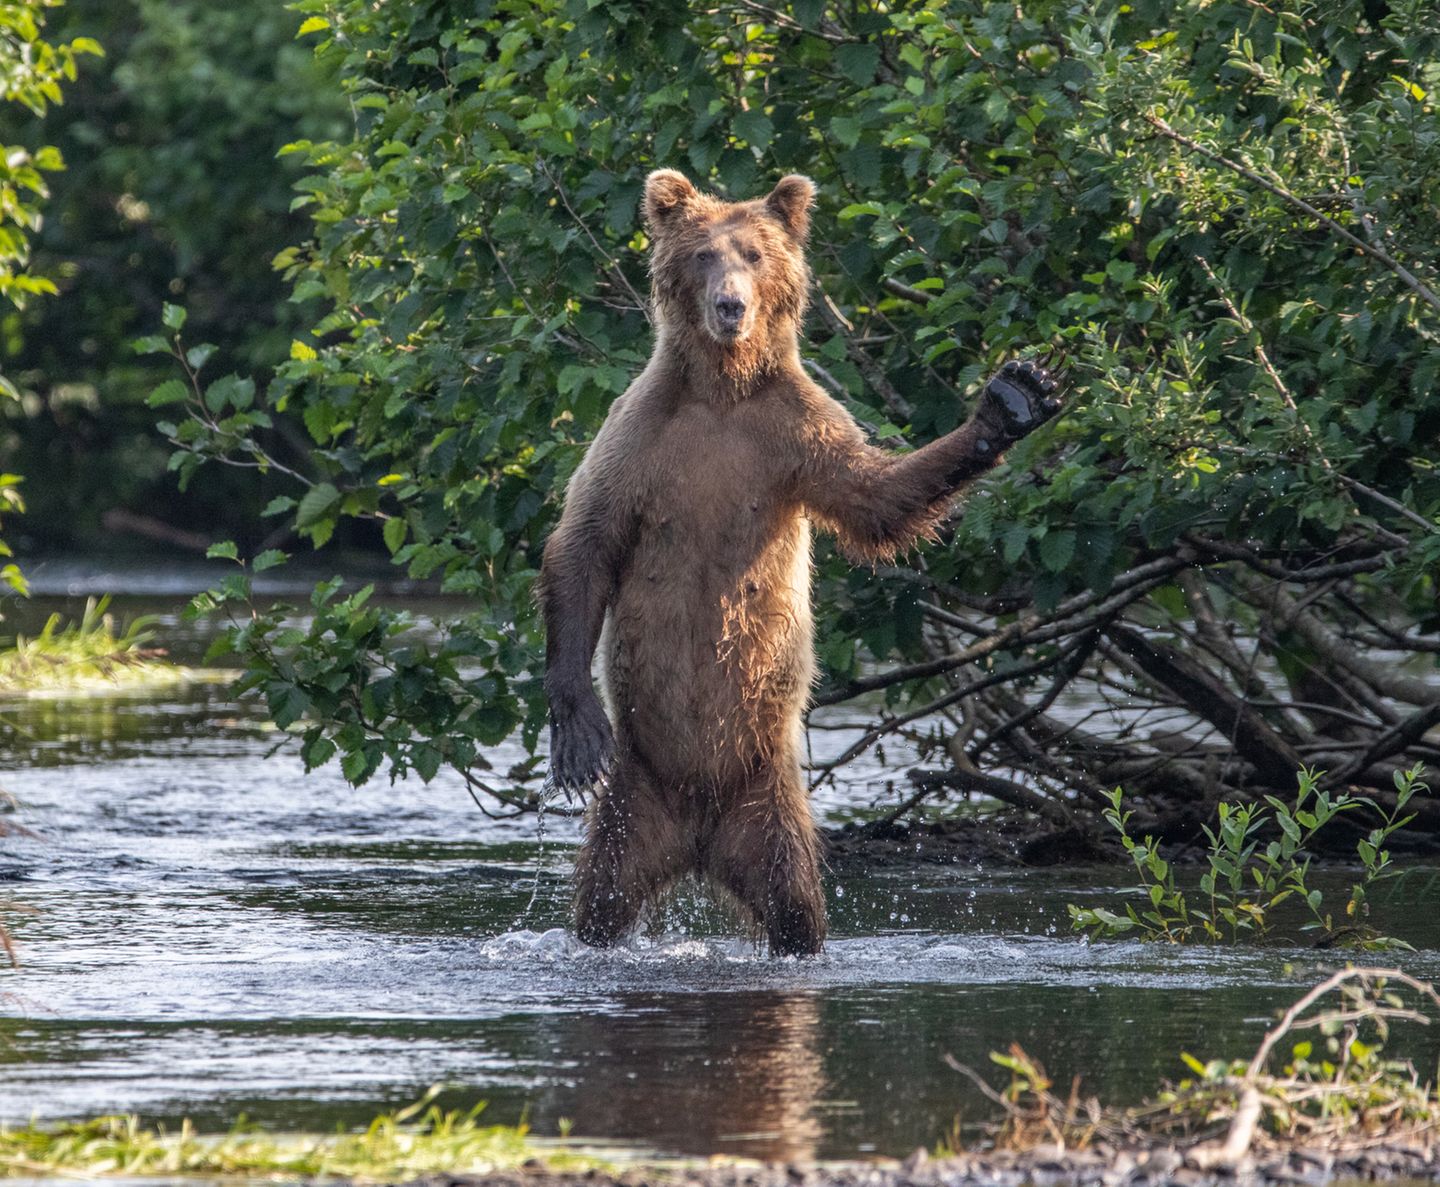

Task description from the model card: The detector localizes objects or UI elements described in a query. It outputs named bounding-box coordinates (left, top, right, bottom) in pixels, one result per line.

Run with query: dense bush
left=154, top=0, right=1439, bottom=827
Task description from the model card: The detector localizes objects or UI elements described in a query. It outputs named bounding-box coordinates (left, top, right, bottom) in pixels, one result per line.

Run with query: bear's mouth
left=705, top=315, right=751, bottom=345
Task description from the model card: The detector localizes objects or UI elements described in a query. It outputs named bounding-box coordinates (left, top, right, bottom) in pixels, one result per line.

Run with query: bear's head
left=643, top=169, right=815, bottom=379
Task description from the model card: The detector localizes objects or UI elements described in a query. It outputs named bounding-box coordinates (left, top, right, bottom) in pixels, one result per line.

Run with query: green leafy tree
left=1, top=0, right=345, bottom=550
left=0, top=0, right=97, bottom=315
left=152, top=0, right=1440, bottom=829
left=0, top=0, right=99, bottom=597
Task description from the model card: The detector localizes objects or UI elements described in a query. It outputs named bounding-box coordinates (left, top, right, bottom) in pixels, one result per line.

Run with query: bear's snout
left=715, top=295, right=746, bottom=327
left=704, top=279, right=755, bottom=343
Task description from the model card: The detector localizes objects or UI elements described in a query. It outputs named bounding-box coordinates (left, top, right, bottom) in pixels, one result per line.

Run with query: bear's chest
left=628, top=400, right=787, bottom=538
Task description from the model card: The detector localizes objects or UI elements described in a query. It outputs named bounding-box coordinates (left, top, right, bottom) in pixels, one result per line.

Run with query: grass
left=947, top=967, right=1440, bottom=1167
left=0, top=596, right=201, bottom=693
left=0, top=1091, right=607, bottom=1180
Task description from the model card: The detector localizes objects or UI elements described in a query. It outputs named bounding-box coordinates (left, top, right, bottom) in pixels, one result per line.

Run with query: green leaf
left=204, top=373, right=256, bottom=414
left=252, top=549, right=288, bottom=572
left=837, top=200, right=884, bottom=221
left=733, top=109, right=772, bottom=149
left=162, top=303, right=187, bottom=331
left=1002, top=524, right=1030, bottom=565
left=412, top=743, right=442, bottom=782
left=829, top=116, right=862, bottom=149
left=146, top=379, right=189, bottom=407
left=296, top=482, right=341, bottom=528
left=303, top=733, right=337, bottom=769
left=341, top=746, right=378, bottom=785
left=206, top=540, right=238, bottom=561
left=1038, top=529, right=1075, bottom=573
left=383, top=515, right=407, bottom=554
left=296, top=15, right=329, bottom=35
left=269, top=683, right=311, bottom=729
left=835, top=43, right=880, bottom=86
left=132, top=335, right=171, bottom=356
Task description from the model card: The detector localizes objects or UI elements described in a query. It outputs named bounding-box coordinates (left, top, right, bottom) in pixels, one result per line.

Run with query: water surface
left=3, top=587, right=1439, bottom=1160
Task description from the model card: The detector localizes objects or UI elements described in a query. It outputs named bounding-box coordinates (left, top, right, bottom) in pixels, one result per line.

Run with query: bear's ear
left=764, top=174, right=816, bottom=242
left=644, top=169, right=699, bottom=234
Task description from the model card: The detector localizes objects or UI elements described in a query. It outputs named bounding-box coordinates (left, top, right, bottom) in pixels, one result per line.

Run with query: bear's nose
left=715, top=295, right=746, bottom=324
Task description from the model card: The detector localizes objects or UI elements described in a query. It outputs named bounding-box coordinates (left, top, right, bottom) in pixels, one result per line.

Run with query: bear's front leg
left=547, top=686, right=615, bottom=800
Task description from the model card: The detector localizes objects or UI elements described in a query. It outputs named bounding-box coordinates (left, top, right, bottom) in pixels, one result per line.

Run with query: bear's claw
left=980, top=354, right=1067, bottom=442
left=546, top=695, right=616, bottom=804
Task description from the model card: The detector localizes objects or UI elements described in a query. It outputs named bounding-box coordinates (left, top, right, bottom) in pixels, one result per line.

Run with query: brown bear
left=539, top=170, right=1063, bottom=956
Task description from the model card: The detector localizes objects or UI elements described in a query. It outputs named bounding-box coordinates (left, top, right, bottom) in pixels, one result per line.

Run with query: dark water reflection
left=4, top=590, right=1440, bottom=1159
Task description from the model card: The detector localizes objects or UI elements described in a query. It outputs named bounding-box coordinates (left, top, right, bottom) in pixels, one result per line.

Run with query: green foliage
left=1164, top=969, right=1440, bottom=1149
left=146, top=0, right=1440, bottom=801
left=0, top=1089, right=599, bottom=1178
left=0, top=0, right=99, bottom=314
left=1069, top=764, right=1430, bottom=946
left=187, top=551, right=537, bottom=801
left=0, top=0, right=97, bottom=602
left=0, top=470, right=23, bottom=597
left=1, top=0, right=346, bottom=548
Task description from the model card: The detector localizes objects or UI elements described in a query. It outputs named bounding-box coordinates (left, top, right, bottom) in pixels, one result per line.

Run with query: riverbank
left=399, top=1139, right=1440, bottom=1187
left=825, top=813, right=1111, bottom=869
left=8, top=1129, right=1438, bottom=1187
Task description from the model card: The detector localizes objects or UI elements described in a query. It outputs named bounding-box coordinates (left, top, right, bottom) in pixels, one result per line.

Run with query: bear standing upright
left=539, top=170, right=1063, bottom=955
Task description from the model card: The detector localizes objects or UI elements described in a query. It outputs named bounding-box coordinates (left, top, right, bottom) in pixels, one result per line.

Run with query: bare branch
left=904, top=766, right=1076, bottom=828
left=881, top=276, right=933, bottom=305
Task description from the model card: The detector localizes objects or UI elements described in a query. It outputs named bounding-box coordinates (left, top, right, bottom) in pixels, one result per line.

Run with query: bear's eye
left=745, top=248, right=762, bottom=264
left=696, top=249, right=715, bottom=264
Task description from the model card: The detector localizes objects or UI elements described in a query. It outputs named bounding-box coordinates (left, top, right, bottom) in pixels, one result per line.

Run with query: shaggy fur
left=540, top=170, right=1024, bottom=956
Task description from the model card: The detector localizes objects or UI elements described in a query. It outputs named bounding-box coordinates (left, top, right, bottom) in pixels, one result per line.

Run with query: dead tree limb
left=1107, top=623, right=1305, bottom=787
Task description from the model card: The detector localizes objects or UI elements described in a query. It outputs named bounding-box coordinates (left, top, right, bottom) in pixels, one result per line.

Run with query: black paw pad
left=982, top=354, right=1067, bottom=441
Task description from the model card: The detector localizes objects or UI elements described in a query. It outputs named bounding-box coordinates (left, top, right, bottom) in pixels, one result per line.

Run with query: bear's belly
left=603, top=516, right=814, bottom=785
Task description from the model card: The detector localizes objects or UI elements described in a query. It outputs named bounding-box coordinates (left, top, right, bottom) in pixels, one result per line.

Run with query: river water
left=3, top=574, right=1440, bottom=1160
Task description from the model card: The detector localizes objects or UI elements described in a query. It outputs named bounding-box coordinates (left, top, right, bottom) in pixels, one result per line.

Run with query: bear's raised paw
left=979, top=355, right=1067, bottom=443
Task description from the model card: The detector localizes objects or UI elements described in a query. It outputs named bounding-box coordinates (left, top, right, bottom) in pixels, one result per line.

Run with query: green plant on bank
left=947, top=967, right=1440, bottom=1162
left=0, top=472, right=22, bottom=601
left=1069, top=764, right=1430, bottom=947
left=0, top=1089, right=602, bottom=1179
left=0, top=594, right=183, bottom=691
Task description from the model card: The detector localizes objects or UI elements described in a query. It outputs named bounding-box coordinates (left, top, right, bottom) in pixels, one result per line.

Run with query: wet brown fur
left=539, top=171, right=1011, bottom=955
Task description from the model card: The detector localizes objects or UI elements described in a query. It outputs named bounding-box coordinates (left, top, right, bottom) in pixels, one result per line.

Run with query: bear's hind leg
left=573, top=762, right=688, bottom=948
left=705, top=768, right=826, bottom=957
